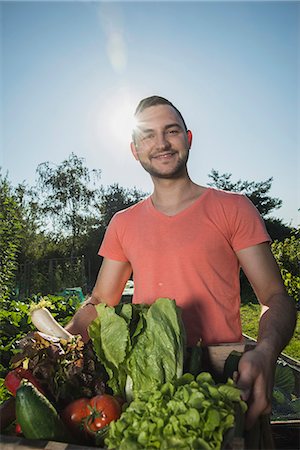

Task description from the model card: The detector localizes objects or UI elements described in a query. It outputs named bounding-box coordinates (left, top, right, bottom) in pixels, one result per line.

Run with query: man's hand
left=65, top=301, right=98, bottom=343
left=236, top=243, right=297, bottom=429
left=236, top=347, right=275, bottom=430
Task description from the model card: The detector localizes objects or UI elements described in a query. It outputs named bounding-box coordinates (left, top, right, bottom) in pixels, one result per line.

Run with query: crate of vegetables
left=0, top=298, right=255, bottom=450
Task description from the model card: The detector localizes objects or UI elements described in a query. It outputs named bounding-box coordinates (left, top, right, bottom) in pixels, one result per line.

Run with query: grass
left=240, top=303, right=300, bottom=361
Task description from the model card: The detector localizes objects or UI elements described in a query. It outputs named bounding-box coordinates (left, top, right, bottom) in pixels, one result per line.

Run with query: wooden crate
left=0, top=341, right=278, bottom=450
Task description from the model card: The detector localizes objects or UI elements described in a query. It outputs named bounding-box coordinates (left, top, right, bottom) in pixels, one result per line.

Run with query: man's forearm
left=256, top=292, right=297, bottom=360
left=65, top=295, right=100, bottom=342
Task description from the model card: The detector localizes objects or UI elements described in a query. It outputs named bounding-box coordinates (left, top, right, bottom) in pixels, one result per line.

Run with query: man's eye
left=142, top=133, right=154, bottom=141
left=167, top=129, right=179, bottom=135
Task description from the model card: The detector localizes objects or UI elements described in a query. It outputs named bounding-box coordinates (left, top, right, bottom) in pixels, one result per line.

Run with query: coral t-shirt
left=99, top=188, right=271, bottom=346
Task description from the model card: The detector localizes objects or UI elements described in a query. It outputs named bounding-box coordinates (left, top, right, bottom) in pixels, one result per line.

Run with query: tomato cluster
left=61, top=394, right=122, bottom=438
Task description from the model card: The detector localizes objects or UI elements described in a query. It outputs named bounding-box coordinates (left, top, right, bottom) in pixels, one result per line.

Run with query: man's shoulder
left=204, top=188, right=257, bottom=221
left=206, top=187, right=246, bottom=205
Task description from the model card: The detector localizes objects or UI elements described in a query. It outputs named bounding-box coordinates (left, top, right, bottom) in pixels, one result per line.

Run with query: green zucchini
left=223, top=350, right=242, bottom=380
left=16, top=380, right=71, bottom=442
left=188, top=342, right=203, bottom=376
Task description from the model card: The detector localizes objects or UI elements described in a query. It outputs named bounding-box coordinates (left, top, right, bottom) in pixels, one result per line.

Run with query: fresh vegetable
left=223, top=350, right=243, bottom=380
left=89, top=298, right=186, bottom=400
left=62, top=397, right=90, bottom=430
left=273, top=360, right=295, bottom=394
left=105, top=372, right=247, bottom=450
left=271, top=360, right=299, bottom=420
left=187, top=341, right=203, bottom=376
left=10, top=332, right=107, bottom=408
left=30, top=302, right=73, bottom=340
left=85, top=394, right=121, bottom=434
left=15, top=380, right=71, bottom=442
left=61, top=394, right=121, bottom=443
left=4, top=367, right=44, bottom=396
left=61, top=397, right=91, bottom=442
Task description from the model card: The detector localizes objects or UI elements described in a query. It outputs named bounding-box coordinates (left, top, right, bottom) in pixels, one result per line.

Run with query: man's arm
left=65, top=258, right=132, bottom=342
left=236, top=242, right=297, bottom=429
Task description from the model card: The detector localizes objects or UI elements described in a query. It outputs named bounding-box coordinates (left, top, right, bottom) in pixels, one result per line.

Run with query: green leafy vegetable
left=105, top=373, right=247, bottom=450
left=271, top=360, right=299, bottom=421
left=273, top=360, right=295, bottom=395
left=88, top=298, right=186, bottom=399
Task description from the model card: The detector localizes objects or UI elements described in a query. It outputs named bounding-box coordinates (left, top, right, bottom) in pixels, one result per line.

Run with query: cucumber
left=16, top=380, right=71, bottom=442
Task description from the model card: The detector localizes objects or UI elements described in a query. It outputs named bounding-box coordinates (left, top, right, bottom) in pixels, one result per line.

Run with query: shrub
left=272, top=231, right=300, bottom=305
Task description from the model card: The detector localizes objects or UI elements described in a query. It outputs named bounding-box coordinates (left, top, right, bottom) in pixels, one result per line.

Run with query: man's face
left=131, top=104, right=192, bottom=179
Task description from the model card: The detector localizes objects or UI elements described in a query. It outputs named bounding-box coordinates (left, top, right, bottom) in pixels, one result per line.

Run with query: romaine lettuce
left=88, top=298, right=186, bottom=399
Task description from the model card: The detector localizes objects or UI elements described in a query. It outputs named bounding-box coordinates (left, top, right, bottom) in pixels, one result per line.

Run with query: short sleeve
left=230, top=195, right=271, bottom=251
left=98, top=214, right=129, bottom=262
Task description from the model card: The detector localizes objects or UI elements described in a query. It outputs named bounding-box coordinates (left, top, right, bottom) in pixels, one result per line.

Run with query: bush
left=272, top=231, right=300, bottom=305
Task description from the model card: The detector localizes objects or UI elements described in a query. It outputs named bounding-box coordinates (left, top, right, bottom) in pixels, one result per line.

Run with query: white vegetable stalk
left=30, top=307, right=73, bottom=340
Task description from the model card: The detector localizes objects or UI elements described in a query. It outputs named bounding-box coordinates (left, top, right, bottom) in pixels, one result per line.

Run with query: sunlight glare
left=102, top=91, right=137, bottom=148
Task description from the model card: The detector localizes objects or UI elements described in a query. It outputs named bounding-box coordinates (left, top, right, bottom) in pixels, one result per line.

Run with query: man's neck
left=151, top=177, right=206, bottom=216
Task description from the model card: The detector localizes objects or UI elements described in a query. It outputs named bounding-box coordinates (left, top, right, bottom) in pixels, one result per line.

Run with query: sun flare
left=100, top=90, right=137, bottom=147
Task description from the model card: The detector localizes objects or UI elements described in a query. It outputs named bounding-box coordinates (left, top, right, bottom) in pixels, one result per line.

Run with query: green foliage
left=0, top=173, right=23, bottom=300
left=0, top=298, right=33, bottom=375
left=272, top=231, right=300, bottom=303
left=17, top=256, right=87, bottom=298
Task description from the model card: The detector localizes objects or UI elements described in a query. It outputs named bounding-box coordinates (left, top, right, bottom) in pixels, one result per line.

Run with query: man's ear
left=130, top=141, right=139, bottom=160
left=187, top=130, right=193, bottom=148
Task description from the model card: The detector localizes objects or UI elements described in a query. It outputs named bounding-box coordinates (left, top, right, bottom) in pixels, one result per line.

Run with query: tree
left=0, top=172, right=23, bottom=300
left=36, top=153, right=101, bottom=255
left=208, top=169, right=282, bottom=218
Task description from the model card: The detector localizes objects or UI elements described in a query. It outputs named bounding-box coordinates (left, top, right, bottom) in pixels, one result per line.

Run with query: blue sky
left=1, top=1, right=299, bottom=226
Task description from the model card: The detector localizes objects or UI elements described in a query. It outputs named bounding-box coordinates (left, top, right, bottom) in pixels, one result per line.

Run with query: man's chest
left=121, top=214, right=233, bottom=264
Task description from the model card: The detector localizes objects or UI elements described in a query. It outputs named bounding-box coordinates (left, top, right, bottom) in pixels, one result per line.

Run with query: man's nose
left=155, top=132, right=170, bottom=149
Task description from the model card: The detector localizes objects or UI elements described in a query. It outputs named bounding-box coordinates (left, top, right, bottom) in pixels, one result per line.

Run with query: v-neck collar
left=147, top=187, right=211, bottom=219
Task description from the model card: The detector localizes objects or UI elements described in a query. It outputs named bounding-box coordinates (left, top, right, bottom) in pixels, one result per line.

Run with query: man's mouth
left=151, top=151, right=176, bottom=160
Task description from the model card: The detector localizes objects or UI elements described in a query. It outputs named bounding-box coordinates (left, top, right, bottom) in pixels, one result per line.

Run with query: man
left=66, top=96, right=296, bottom=429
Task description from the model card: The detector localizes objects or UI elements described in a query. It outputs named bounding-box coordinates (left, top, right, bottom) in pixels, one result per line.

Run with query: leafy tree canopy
left=36, top=153, right=102, bottom=253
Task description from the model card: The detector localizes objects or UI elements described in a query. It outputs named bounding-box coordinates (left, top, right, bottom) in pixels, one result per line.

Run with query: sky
left=1, top=0, right=299, bottom=226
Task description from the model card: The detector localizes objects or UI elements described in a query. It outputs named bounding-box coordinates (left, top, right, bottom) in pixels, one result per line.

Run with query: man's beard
left=138, top=152, right=189, bottom=179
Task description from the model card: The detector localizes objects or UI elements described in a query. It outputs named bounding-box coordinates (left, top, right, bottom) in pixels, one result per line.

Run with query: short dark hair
left=134, top=95, right=188, bottom=131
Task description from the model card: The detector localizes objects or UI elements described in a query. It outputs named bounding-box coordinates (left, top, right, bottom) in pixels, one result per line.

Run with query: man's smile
left=151, top=151, right=177, bottom=160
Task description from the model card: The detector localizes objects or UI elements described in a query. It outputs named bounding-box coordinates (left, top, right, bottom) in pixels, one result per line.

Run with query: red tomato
left=61, top=398, right=91, bottom=433
left=15, top=423, right=22, bottom=435
left=84, top=394, right=122, bottom=435
left=4, top=368, right=44, bottom=396
left=61, top=394, right=122, bottom=439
